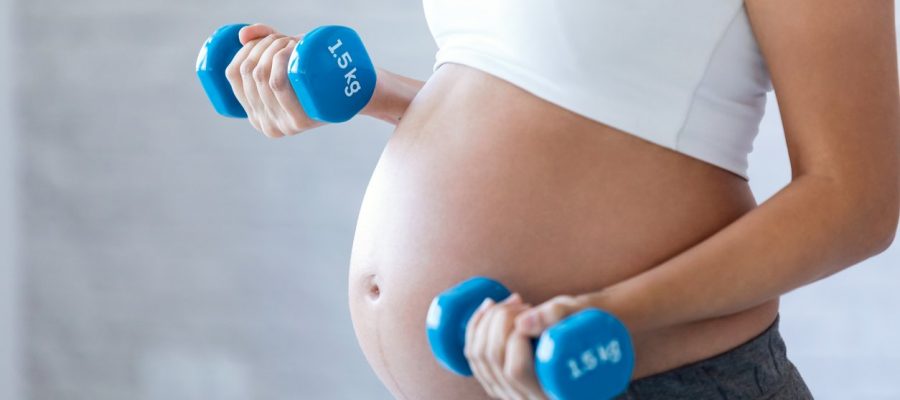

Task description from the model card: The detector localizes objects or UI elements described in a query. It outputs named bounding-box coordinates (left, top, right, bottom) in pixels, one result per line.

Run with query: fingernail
left=503, top=293, right=522, bottom=304
left=477, top=298, right=493, bottom=311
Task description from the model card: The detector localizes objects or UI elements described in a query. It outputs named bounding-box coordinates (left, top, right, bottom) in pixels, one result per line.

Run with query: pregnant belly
left=348, top=64, right=777, bottom=399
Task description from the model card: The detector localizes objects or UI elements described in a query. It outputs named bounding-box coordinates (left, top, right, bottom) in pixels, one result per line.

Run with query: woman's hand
left=225, top=24, right=324, bottom=138
left=465, top=293, right=591, bottom=399
left=224, top=23, right=425, bottom=136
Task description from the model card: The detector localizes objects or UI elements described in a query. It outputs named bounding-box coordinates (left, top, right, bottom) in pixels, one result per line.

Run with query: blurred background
left=0, top=0, right=897, bottom=399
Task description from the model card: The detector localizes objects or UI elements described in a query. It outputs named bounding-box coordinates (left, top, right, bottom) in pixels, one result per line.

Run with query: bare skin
left=348, top=64, right=779, bottom=399
left=229, top=0, right=899, bottom=397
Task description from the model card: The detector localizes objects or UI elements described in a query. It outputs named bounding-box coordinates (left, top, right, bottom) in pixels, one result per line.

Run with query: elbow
left=832, top=175, right=898, bottom=257
left=872, top=203, right=898, bottom=254
left=875, top=174, right=899, bottom=252
left=862, top=185, right=898, bottom=255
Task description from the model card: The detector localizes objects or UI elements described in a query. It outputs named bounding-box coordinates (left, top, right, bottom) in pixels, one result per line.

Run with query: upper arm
left=746, top=0, right=899, bottom=182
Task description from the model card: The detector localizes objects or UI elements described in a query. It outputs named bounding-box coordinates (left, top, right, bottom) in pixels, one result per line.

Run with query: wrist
left=361, top=67, right=423, bottom=125
left=361, top=68, right=414, bottom=124
left=577, top=283, right=653, bottom=335
left=360, top=68, right=390, bottom=120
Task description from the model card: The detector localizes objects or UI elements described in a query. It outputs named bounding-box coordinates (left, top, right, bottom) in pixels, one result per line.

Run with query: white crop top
left=423, top=0, right=774, bottom=179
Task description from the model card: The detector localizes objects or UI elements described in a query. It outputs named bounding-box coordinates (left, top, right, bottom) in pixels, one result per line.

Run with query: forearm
left=582, top=174, right=898, bottom=334
left=361, top=68, right=425, bottom=125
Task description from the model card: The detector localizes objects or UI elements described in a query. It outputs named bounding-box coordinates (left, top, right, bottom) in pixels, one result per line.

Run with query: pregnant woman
left=224, top=1, right=898, bottom=398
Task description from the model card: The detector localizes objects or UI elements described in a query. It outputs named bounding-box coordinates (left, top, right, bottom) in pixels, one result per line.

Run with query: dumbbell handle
left=196, top=24, right=376, bottom=123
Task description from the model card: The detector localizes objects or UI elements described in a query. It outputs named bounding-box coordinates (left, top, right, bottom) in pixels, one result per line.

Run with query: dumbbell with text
left=426, top=277, right=635, bottom=400
left=196, top=24, right=376, bottom=123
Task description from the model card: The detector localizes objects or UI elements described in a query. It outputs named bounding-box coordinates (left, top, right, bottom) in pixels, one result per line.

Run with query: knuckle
left=252, top=64, right=269, bottom=82
left=264, top=127, right=282, bottom=139
left=495, top=308, right=514, bottom=323
left=469, top=343, right=481, bottom=358
left=503, top=363, right=527, bottom=382
left=278, top=121, right=300, bottom=136
left=225, top=62, right=241, bottom=82
left=474, top=345, right=489, bottom=362
left=471, top=306, right=487, bottom=320
left=469, top=351, right=484, bottom=365
left=239, top=59, right=256, bottom=77
left=258, top=121, right=278, bottom=138
left=275, top=47, right=293, bottom=63
left=274, top=36, right=292, bottom=47
left=248, top=116, right=259, bottom=127
left=487, top=348, right=503, bottom=365
left=289, top=114, right=313, bottom=132
left=269, top=73, right=289, bottom=91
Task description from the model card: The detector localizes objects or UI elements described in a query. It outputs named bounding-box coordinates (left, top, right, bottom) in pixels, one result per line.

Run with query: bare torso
left=349, top=64, right=779, bottom=399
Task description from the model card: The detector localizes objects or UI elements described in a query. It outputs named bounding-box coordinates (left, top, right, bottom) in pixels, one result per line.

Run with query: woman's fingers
left=253, top=36, right=295, bottom=135
left=484, top=295, right=527, bottom=399
left=467, top=293, right=588, bottom=399
left=225, top=39, right=259, bottom=128
left=270, top=41, right=317, bottom=135
left=225, top=24, right=321, bottom=138
left=240, top=34, right=285, bottom=137
left=467, top=298, right=500, bottom=398
left=504, top=329, right=545, bottom=399
left=466, top=294, right=535, bottom=400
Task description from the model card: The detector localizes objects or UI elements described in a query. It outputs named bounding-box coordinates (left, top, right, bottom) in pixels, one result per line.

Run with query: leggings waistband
left=614, top=315, right=813, bottom=399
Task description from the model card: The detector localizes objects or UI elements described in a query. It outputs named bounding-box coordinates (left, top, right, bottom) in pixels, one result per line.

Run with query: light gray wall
left=1, top=0, right=21, bottom=397
left=18, top=0, right=432, bottom=399
left=14, top=1, right=900, bottom=400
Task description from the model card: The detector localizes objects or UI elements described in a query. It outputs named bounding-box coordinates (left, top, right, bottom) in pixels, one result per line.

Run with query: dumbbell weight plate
left=287, top=25, right=376, bottom=123
left=426, top=277, right=512, bottom=376
left=196, top=23, right=250, bottom=118
left=535, top=309, right=635, bottom=400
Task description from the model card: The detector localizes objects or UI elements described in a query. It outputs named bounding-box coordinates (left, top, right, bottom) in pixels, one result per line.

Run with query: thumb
left=514, top=296, right=582, bottom=337
left=239, top=23, right=278, bottom=45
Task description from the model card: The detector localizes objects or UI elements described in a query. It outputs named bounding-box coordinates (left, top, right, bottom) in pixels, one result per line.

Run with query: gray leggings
left=615, top=316, right=813, bottom=399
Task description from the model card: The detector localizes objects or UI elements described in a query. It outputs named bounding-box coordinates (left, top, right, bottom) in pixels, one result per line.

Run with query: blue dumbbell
left=196, top=24, right=376, bottom=123
left=426, top=277, right=635, bottom=400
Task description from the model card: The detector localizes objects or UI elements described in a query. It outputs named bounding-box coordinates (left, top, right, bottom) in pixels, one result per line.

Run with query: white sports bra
left=423, top=0, right=773, bottom=180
